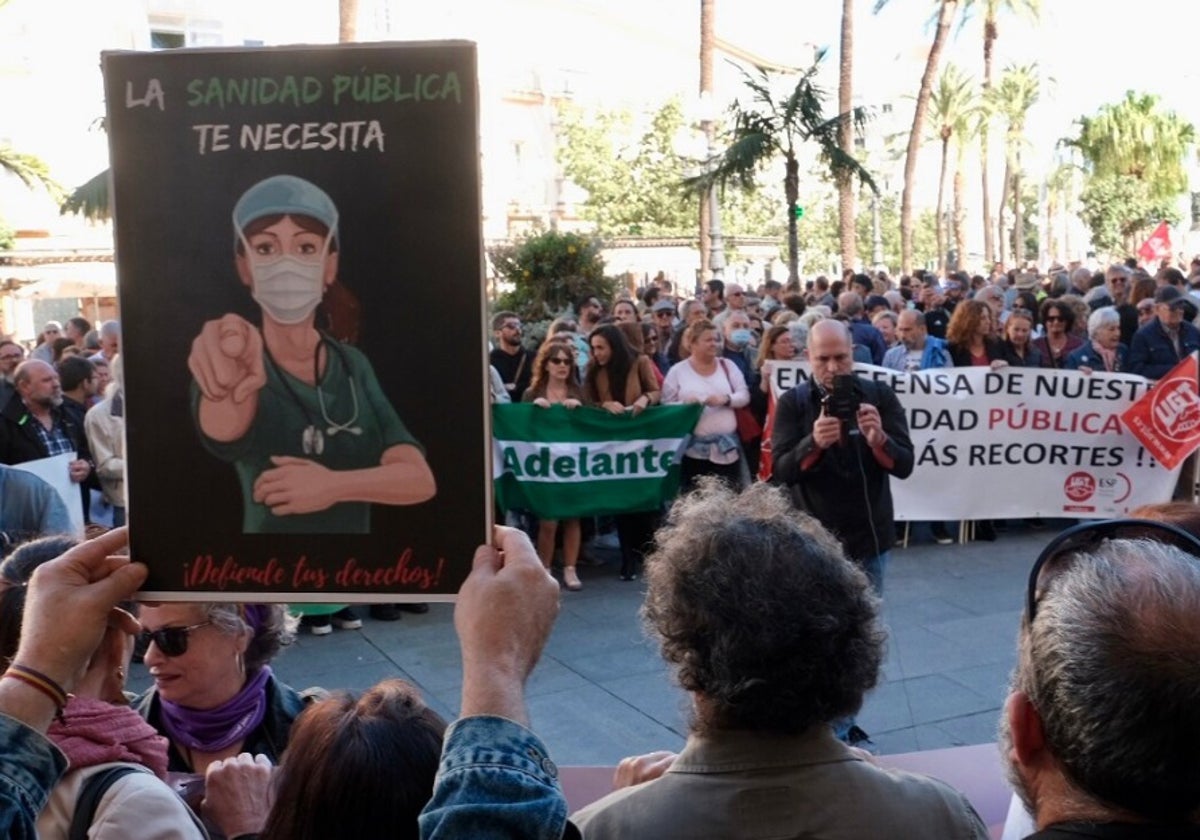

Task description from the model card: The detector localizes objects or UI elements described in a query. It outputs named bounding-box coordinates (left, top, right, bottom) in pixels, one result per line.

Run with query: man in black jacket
left=771, top=320, right=913, bottom=595
left=0, top=360, right=94, bottom=514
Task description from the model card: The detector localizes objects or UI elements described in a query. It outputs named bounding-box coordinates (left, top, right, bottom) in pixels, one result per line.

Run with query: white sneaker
left=307, top=618, right=333, bottom=636
left=331, top=608, right=363, bottom=630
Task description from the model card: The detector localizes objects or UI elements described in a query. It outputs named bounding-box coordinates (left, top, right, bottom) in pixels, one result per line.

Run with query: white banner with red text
left=767, top=361, right=1183, bottom=520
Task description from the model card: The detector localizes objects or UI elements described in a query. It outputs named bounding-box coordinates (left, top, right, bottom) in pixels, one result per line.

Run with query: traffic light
left=791, top=204, right=805, bottom=219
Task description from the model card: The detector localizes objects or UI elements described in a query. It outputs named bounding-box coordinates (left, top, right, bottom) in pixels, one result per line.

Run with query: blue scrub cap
left=232, top=175, right=338, bottom=237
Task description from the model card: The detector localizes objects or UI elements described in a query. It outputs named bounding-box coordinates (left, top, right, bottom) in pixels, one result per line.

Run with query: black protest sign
left=104, top=42, right=488, bottom=601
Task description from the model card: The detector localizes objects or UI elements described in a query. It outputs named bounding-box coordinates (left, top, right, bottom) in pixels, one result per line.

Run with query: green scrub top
left=193, top=337, right=421, bottom=534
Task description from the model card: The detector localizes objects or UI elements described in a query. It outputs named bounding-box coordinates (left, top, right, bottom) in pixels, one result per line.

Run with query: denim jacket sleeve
left=0, top=712, right=68, bottom=840
left=419, top=715, right=578, bottom=840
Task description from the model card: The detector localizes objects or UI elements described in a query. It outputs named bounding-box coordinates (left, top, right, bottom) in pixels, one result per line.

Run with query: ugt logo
left=1064, top=471, right=1096, bottom=503
left=1151, top=381, right=1200, bottom=443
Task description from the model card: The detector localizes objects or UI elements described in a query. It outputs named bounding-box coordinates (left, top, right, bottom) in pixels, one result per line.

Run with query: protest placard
left=104, top=42, right=487, bottom=600
left=769, top=361, right=1180, bottom=519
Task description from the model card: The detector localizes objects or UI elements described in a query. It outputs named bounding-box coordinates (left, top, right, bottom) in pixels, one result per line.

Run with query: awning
left=3, top=262, right=117, bottom=300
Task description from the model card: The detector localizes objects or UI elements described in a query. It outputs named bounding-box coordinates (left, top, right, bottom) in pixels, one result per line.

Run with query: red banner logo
left=1064, top=471, right=1096, bottom=502
left=1120, top=354, right=1200, bottom=469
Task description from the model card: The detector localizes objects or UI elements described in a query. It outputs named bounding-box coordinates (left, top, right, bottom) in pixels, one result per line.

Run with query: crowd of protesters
left=3, top=488, right=1200, bottom=838
left=3, top=255, right=1200, bottom=836
left=485, top=256, right=1200, bottom=582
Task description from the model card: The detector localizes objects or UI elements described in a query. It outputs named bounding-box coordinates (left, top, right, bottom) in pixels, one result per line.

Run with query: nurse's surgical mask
left=237, top=226, right=335, bottom=325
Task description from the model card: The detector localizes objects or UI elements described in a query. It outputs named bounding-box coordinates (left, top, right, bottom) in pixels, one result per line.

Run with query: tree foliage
left=926, top=63, right=979, bottom=272
left=1068, top=91, right=1195, bottom=198
left=555, top=97, right=780, bottom=240
left=489, top=230, right=618, bottom=321
left=1078, top=174, right=1180, bottom=257
left=556, top=99, right=692, bottom=237
left=0, top=217, right=14, bottom=251
left=0, top=144, right=64, bottom=201
left=1066, top=91, right=1194, bottom=255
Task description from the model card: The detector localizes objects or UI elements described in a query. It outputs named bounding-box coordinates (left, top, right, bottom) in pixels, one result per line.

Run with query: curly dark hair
left=643, top=479, right=885, bottom=735
left=1039, top=297, right=1076, bottom=332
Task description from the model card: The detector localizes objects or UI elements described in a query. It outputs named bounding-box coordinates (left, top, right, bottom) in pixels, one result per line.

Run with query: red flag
left=758, top=388, right=776, bottom=482
left=1137, top=221, right=1172, bottom=265
left=1120, top=353, right=1200, bottom=470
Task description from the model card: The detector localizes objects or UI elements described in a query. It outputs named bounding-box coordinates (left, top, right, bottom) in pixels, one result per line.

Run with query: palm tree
left=965, top=0, right=1040, bottom=265
left=1044, top=161, right=1075, bottom=261
left=989, top=63, right=1039, bottom=266
left=1, top=145, right=63, bottom=201
left=875, top=0, right=961, bottom=274
left=687, top=64, right=875, bottom=283
left=953, top=107, right=982, bottom=266
left=339, top=0, right=357, bottom=42
left=926, top=64, right=976, bottom=274
left=1068, top=91, right=1195, bottom=198
left=837, top=0, right=857, bottom=273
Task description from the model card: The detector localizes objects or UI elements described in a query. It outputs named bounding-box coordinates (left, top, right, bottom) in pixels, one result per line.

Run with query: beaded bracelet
left=3, top=663, right=69, bottom=720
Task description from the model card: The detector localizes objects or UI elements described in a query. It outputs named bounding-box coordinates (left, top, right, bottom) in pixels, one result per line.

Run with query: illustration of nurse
left=188, top=174, right=436, bottom=534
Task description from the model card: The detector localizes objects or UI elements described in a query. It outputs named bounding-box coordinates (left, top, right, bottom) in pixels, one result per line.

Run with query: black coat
left=0, top=391, right=92, bottom=468
left=771, top=376, right=913, bottom=562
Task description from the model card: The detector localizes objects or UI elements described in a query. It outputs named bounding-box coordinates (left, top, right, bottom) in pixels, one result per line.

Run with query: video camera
left=822, top=374, right=864, bottom=432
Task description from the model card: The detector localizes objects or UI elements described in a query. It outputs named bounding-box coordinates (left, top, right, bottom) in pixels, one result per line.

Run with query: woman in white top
left=662, top=320, right=750, bottom=491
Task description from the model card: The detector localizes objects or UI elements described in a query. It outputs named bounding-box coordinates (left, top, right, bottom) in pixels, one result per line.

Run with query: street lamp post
left=707, top=139, right=726, bottom=280
left=699, top=92, right=725, bottom=281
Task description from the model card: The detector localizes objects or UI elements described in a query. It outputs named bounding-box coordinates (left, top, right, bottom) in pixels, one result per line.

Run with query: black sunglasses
left=1026, top=519, right=1200, bottom=621
left=139, top=621, right=212, bottom=657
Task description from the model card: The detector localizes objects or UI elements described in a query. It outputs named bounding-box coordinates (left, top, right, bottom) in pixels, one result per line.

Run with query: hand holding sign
left=189, top=314, right=267, bottom=404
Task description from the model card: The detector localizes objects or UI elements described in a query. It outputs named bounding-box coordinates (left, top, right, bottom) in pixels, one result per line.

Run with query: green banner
left=492, top=403, right=703, bottom=519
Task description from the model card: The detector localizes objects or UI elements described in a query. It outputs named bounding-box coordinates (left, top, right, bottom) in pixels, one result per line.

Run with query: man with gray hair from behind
left=1002, top=519, right=1200, bottom=838
left=572, top=479, right=987, bottom=839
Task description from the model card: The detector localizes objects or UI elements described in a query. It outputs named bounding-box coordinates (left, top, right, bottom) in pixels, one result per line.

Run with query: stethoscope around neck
left=261, top=331, right=362, bottom=456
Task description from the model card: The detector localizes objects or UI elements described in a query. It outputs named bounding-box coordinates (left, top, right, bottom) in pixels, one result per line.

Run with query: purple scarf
left=159, top=666, right=272, bottom=753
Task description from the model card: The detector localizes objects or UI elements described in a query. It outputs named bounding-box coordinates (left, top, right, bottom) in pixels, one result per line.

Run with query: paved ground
left=130, top=521, right=1052, bottom=765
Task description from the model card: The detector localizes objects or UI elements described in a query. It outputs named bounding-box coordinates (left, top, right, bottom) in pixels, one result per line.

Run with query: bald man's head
left=14, top=360, right=62, bottom=409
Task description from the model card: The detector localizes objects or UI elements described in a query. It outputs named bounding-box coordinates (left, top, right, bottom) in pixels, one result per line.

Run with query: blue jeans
left=419, top=716, right=570, bottom=840
left=860, top=551, right=889, bottom=596
left=0, top=714, right=67, bottom=838
left=833, top=551, right=890, bottom=742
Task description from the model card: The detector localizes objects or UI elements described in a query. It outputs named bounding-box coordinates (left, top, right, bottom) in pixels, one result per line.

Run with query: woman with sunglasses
left=134, top=600, right=314, bottom=778
left=640, top=322, right=669, bottom=380
left=523, top=340, right=587, bottom=590
left=584, top=324, right=662, bottom=581
left=0, top=537, right=206, bottom=839
left=1032, top=299, right=1083, bottom=369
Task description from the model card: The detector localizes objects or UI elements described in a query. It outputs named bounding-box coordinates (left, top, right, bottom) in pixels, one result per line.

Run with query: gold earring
left=116, top=665, right=126, bottom=681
